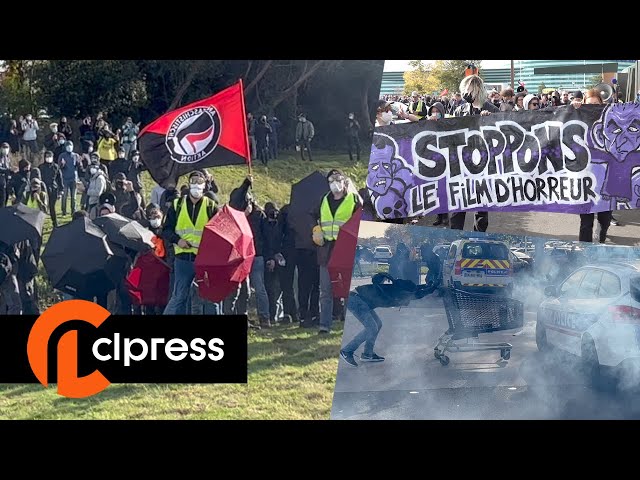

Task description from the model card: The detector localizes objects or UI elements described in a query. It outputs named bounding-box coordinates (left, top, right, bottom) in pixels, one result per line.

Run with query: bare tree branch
left=267, top=60, right=326, bottom=111
left=168, top=60, right=206, bottom=110
left=245, top=60, right=273, bottom=95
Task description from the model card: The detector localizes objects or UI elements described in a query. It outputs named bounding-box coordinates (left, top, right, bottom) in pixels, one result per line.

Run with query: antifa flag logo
left=166, top=106, right=221, bottom=164
left=138, top=81, right=250, bottom=189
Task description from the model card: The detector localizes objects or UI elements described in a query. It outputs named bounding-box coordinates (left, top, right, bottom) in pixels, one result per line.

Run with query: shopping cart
left=433, top=288, right=524, bottom=366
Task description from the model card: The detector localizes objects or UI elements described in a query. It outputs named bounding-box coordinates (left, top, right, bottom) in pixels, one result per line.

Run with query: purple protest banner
left=368, top=103, right=640, bottom=220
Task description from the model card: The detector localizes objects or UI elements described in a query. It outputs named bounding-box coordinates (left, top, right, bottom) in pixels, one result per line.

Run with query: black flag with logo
left=138, top=81, right=250, bottom=189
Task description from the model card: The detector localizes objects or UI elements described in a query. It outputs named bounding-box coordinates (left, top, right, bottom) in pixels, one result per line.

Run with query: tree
left=32, top=60, right=146, bottom=118
left=403, top=60, right=482, bottom=96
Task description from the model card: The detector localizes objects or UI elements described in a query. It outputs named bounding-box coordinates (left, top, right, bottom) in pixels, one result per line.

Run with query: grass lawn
left=0, top=151, right=360, bottom=419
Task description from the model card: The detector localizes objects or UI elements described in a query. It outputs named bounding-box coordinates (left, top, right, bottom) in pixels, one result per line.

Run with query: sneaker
left=340, top=350, right=358, bottom=367
left=318, top=328, right=330, bottom=335
left=360, top=353, right=385, bottom=362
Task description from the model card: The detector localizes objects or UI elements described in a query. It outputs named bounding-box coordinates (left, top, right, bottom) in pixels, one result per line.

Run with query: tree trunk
left=168, top=61, right=205, bottom=110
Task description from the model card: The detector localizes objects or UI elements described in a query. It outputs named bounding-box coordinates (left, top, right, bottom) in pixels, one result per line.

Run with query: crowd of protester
left=370, top=76, right=638, bottom=242
left=0, top=112, right=363, bottom=335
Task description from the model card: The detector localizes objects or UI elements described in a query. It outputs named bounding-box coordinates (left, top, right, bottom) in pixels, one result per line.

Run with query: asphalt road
left=412, top=209, right=640, bottom=246
left=331, top=276, right=640, bottom=420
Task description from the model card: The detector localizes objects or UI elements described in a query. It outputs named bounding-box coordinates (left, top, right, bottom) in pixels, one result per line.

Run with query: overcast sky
left=383, top=60, right=510, bottom=72
left=358, top=221, right=390, bottom=238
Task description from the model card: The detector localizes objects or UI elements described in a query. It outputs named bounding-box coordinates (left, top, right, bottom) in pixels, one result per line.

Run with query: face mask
left=118, top=153, right=125, bottom=159
left=348, top=115, right=354, bottom=120
left=26, top=116, right=32, bottom=121
left=380, top=111, right=393, bottom=124
left=51, top=127, right=58, bottom=133
left=190, top=185, right=204, bottom=199
left=59, top=140, right=66, bottom=145
left=493, top=99, right=500, bottom=106
left=300, top=118, right=306, bottom=123
left=463, top=92, right=474, bottom=104
left=150, top=218, right=162, bottom=228
left=88, top=147, right=93, bottom=154
left=116, top=181, right=124, bottom=189
left=45, top=157, right=53, bottom=163
left=268, top=211, right=278, bottom=220
left=132, top=156, right=140, bottom=162
left=1, top=148, right=8, bottom=155
left=431, top=112, right=442, bottom=119
left=90, top=167, right=97, bottom=175
left=329, top=181, right=344, bottom=194
left=65, top=146, right=73, bottom=153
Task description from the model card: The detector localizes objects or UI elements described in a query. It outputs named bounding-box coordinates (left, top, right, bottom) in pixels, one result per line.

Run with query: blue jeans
left=163, top=258, right=195, bottom=315
left=250, top=256, right=269, bottom=319
left=319, top=265, right=334, bottom=331
left=343, top=292, right=383, bottom=356
left=190, top=282, right=222, bottom=315
left=62, top=180, right=76, bottom=215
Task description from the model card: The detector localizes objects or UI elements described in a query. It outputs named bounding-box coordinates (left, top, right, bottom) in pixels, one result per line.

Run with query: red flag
left=138, top=80, right=250, bottom=189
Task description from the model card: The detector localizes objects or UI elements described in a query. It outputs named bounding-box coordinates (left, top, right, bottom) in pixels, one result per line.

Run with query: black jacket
left=248, top=209, right=266, bottom=258
left=279, top=205, right=296, bottom=251
left=39, top=162, right=63, bottom=191
left=263, top=218, right=283, bottom=261
left=10, top=171, right=30, bottom=201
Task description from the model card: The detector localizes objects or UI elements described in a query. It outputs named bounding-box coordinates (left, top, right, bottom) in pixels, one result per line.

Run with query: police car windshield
left=463, top=243, right=508, bottom=260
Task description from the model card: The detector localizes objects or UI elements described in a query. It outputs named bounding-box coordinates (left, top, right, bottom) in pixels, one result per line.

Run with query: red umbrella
left=125, top=251, right=171, bottom=306
left=328, top=207, right=363, bottom=298
left=194, top=204, right=255, bottom=302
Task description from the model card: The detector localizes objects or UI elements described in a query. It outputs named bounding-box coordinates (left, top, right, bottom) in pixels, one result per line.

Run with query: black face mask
left=462, top=92, right=474, bottom=104
left=493, top=99, right=500, bottom=106
left=268, top=211, right=278, bottom=220
left=116, top=181, right=124, bottom=189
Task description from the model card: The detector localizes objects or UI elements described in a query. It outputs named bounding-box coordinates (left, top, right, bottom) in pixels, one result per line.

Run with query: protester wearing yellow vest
left=162, top=171, right=218, bottom=315
left=313, top=168, right=362, bottom=334
left=96, top=129, right=118, bottom=169
left=21, top=178, right=49, bottom=214
left=409, top=91, right=428, bottom=119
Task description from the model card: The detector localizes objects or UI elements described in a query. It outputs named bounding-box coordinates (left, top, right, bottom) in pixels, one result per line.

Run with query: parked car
left=442, top=238, right=513, bottom=296
left=373, top=245, right=392, bottom=261
left=536, top=261, right=640, bottom=389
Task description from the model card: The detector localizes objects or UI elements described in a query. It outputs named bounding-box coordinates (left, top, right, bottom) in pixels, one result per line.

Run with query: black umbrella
left=0, top=203, right=46, bottom=251
left=288, top=171, right=329, bottom=250
left=42, top=217, right=128, bottom=299
left=93, top=213, right=155, bottom=253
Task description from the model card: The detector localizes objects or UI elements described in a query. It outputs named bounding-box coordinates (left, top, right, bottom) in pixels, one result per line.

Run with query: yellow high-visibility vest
left=173, top=196, right=215, bottom=255
left=411, top=100, right=425, bottom=119
left=319, top=192, right=356, bottom=241
left=26, top=195, right=39, bottom=209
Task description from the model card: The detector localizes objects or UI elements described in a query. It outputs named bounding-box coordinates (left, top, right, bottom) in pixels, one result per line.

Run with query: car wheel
left=581, top=336, right=606, bottom=391
left=535, top=321, right=551, bottom=352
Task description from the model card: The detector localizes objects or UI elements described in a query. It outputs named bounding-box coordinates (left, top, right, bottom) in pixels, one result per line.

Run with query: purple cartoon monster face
left=368, top=145, right=394, bottom=195
left=595, top=103, right=640, bottom=161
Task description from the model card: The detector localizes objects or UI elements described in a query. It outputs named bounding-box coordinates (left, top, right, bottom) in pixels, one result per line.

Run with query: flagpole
left=238, top=78, right=252, bottom=176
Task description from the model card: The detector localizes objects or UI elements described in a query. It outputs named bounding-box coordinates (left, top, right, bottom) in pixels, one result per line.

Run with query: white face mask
left=90, top=167, right=97, bottom=175
left=150, top=218, right=162, bottom=228
left=380, top=111, right=393, bottom=124
left=65, top=146, right=73, bottom=152
left=190, top=185, right=204, bottom=199
left=329, top=181, right=344, bottom=194
left=88, top=147, right=93, bottom=154
left=45, top=157, right=53, bottom=163
left=59, top=140, right=66, bottom=145
left=1, top=148, right=9, bottom=155
left=348, top=114, right=354, bottom=120
left=132, top=156, right=140, bottom=162
left=51, top=127, right=58, bottom=133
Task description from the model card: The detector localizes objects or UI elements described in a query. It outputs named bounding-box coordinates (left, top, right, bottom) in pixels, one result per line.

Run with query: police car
left=536, top=262, right=640, bottom=388
left=442, top=238, right=513, bottom=296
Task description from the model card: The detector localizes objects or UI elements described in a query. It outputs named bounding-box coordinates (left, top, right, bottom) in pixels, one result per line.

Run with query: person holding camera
left=121, top=117, right=140, bottom=159
left=20, top=114, right=39, bottom=164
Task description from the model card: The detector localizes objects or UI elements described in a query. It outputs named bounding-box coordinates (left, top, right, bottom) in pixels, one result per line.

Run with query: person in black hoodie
left=0, top=142, right=12, bottom=208
left=39, top=150, right=63, bottom=227
left=0, top=247, right=21, bottom=314
left=255, top=115, right=272, bottom=166
left=224, top=175, right=266, bottom=329
left=10, top=159, right=31, bottom=204
left=277, top=204, right=298, bottom=323
left=263, top=201, right=284, bottom=324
